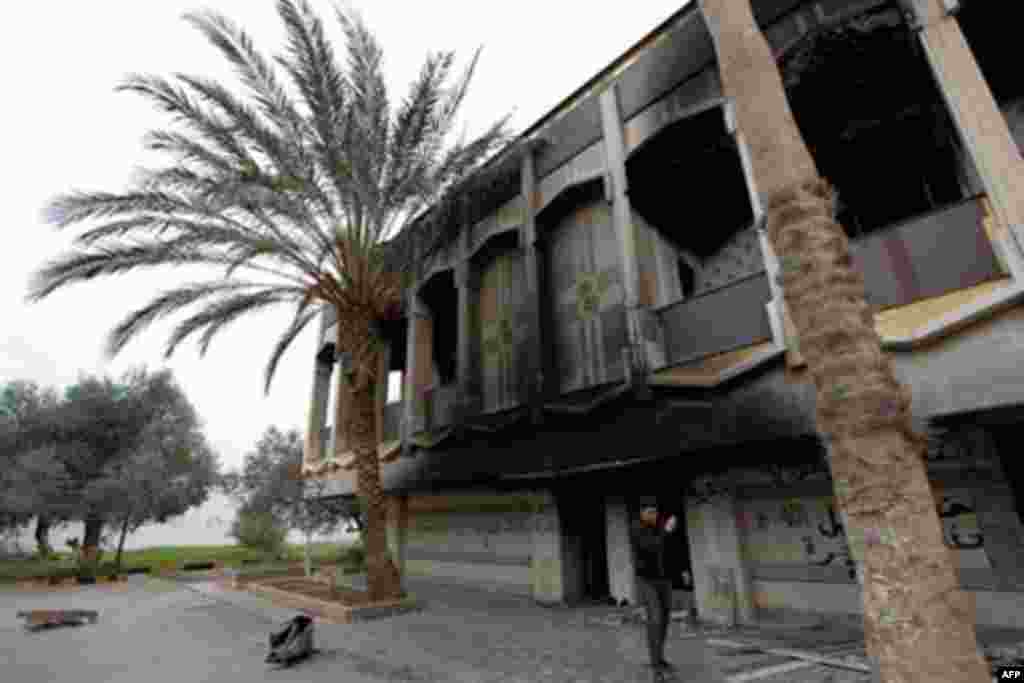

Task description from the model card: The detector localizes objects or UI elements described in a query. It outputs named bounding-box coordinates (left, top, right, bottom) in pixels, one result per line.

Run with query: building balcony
left=849, top=194, right=1003, bottom=311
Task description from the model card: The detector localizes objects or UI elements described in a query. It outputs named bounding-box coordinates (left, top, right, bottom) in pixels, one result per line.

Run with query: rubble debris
left=16, top=609, right=99, bottom=632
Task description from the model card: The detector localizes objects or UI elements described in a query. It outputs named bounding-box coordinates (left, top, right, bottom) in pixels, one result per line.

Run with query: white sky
left=1, top=0, right=684, bottom=546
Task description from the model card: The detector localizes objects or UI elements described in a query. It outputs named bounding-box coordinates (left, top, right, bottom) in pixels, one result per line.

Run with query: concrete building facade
left=303, top=0, right=1024, bottom=629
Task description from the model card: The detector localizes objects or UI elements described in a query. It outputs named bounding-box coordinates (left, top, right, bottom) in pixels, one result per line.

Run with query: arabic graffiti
left=803, top=504, right=856, bottom=580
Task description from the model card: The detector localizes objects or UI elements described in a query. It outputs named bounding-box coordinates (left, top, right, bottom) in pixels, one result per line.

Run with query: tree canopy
left=31, top=0, right=512, bottom=393
left=225, top=425, right=344, bottom=539
left=0, top=369, right=221, bottom=556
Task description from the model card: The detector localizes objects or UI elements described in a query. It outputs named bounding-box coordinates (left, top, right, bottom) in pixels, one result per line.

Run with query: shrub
left=182, top=561, right=215, bottom=572
left=230, top=510, right=287, bottom=556
left=339, top=544, right=365, bottom=569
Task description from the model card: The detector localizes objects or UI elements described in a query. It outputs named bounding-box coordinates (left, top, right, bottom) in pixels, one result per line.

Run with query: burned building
left=303, top=0, right=1024, bottom=629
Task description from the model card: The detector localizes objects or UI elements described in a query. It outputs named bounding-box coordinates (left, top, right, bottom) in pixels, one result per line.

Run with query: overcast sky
left=1, top=0, right=684, bottom=546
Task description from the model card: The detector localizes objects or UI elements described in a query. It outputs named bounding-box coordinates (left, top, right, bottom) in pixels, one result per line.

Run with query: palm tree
left=699, top=2, right=988, bottom=681
left=29, top=0, right=510, bottom=601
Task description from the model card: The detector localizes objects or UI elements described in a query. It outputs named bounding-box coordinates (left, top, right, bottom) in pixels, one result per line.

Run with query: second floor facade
left=307, top=0, right=1024, bottom=467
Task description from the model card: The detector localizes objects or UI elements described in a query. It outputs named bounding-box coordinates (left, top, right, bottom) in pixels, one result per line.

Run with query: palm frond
left=105, top=281, right=274, bottom=358
left=263, top=297, right=322, bottom=394
left=164, top=288, right=304, bottom=359
left=117, top=73, right=253, bottom=168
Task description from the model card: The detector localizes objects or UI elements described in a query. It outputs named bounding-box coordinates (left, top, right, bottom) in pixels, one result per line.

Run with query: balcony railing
left=657, top=271, right=774, bottom=366
left=850, top=195, right=1002, bottom=311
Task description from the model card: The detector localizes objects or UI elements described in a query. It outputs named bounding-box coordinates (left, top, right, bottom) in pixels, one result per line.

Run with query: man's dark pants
left=637, top=577, right=673, bottom=666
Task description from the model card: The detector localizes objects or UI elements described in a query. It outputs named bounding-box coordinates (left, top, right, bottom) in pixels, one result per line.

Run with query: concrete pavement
left=1, top=575, right=729, bottom=682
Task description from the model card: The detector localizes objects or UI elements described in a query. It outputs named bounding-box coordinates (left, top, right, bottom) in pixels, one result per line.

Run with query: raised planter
left=246, top=577, right=422, bottom=623
left=14, top=573, right=126, bottom=589
left=224, top=563, right=331, bottom=589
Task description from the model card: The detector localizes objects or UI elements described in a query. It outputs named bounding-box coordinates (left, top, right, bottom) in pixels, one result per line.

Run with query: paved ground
left=0, top=576, right=725, bottom=682
left=3, top=576, right=1020, bottom=682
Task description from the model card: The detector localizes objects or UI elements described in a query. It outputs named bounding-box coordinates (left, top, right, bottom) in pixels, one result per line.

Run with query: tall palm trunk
left=700, top=2, right=988, bottom=682
left=34, top=516, right=53, bottom=559
left=337, top=320, right=402, bottom=602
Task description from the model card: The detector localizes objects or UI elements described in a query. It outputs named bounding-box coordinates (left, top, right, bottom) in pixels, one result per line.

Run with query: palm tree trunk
left=34, top=516, right=52, bottom=559
left=699, top=2, right=988, bottom=682
left=337, top=322, right=402, bottom=602
left=115, top=514, right=132, bottom=572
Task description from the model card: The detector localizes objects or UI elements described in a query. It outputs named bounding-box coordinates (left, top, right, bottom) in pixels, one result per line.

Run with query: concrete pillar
left=521, top=145, right=547, bottom=418
left=686, top=494, right=756, bottom=626
left=304, top=357, right=333, bottom=466
left=605, top=497, right=638, bottom=605
left=726, top=102, right=805, bottom=368
left=332, top=353, right=351, bottom=459
left=530, top=490, right=565, bottom=604
left=386, top=494, right=409, bottom=587
left=599, top=84, right=654, bottom=377
left=404, top=293, right=432, bottom=438
left=907, top=0, right=1024, bottom=276
left=375, top=341, right=390, bottom=445
left=455, top=260, right=481, bottom=416
left=959, top=427, right=1024, bottom=592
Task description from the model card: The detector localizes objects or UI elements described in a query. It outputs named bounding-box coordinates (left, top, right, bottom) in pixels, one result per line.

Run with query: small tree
left=0, top=381, right=67, bottom=556
left=226, top=426, right=344, bottom=575
left=230, top=505, right=288, bottom=558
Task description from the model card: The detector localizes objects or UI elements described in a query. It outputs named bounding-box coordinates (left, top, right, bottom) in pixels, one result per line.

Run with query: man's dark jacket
left=631, top=520, right=669, bottom=581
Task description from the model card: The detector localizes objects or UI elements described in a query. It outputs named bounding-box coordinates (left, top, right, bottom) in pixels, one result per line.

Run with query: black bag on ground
left=266, top=615, right=314, bottom=665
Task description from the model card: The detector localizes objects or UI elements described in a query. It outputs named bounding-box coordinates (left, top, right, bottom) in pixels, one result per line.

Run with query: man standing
left=631, top=498, right=679, bottom=676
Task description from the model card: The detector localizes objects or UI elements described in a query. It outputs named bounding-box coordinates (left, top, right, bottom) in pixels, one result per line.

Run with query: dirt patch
left=6, top=578, right=131, bottom=593
left=260, top=578, right=377, bottom=607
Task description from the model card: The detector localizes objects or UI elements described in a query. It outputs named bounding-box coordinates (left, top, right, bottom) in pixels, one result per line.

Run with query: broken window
left=959, top=3, right=1024, bottom=157
left=677, top=257, right=696, bottom=300
left=419, top=271, right=458, bottom=387
left=626, top=105, right=753, bottom=260
left=377, top=316, right=408, bottom=402
left=781, top=8, right=972, bottom=238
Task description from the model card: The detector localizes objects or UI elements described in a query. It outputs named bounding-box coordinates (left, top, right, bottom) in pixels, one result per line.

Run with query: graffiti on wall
left=706, top=566, right=738, bottom=611
left=801, top=504, right=856, bottom=580
left=743, top=489, right=986, bottom=578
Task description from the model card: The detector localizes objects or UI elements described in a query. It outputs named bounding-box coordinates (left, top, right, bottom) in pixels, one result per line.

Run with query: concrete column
left=403, top=293, right=432, bottom=439
left=375, top=341, right=390, bottom=445
left=727, top=101, right=805, bottom=367
left=455, top=260, right=480, bottom=416
left=386, top=494, right=409, bottom=587
left=530, top=490, right=565, bottom=604
left=521, top=145, right=547, bottom=419
left=686, top=494, right=756, bottom=626
left=907, top=0, right=1024, bottom=276
left=599, top=84, right=652, bottom=379
left=605, top=497, right=638, bottom=605
left=332, top=356, right=351, bottom=459
left=304, top=357, right=333, bottom=466
left=959, top=427, right=1024, bottom=592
